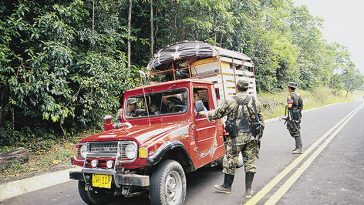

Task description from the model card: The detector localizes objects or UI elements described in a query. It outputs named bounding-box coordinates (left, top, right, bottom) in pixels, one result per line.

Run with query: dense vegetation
left=0, top=0, right=363, bottom=147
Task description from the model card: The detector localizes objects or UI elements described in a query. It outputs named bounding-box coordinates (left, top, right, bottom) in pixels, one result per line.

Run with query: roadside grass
left=0, top=130, right=97, bottom=183
left=259, top=87, right=354, bottom=120
left=0, top=87, right=359, bottom=183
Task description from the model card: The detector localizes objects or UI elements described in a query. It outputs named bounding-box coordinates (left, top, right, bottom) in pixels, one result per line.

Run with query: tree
left=341, top=67, right=363, bottom=96
left=0, top=0, right=137, bottom=145
left=150, top=0, right=154, bottom=58
left=128, top=0, right=132, bottom=69
left=0, top=0, right=360, bottom=146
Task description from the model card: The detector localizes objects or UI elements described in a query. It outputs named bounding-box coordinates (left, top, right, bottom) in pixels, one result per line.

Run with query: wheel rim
left=164, top=170, right=183, bottom=205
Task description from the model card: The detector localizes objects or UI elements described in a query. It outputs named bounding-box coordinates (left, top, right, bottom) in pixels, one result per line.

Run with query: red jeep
left=70, top=79, right=225, bottom=205
left=70, top=41, right=256, bottom=205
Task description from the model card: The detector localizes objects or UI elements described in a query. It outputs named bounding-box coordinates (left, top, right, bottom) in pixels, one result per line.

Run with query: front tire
left=150, top=160, right=187, bottom=205
left=78, top=181, right=114, bottom=205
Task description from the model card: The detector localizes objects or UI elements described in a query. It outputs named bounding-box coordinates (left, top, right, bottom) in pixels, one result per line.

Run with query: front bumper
left=70, top=168, right=149, bottom=187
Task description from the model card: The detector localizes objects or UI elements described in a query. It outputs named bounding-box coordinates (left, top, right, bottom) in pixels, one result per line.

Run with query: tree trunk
left=174, top=12, right=177, bottom=43
left=92, top=0, right=95, bottom=49
left=0, top=147, right=29, bottom=171
left=128, top=0, right=132, bottom=69
left=150, top=0, right=154, bottom=58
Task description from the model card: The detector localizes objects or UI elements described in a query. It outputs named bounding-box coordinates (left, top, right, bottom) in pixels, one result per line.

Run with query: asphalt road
left=2, top=100, right=364, bottom=205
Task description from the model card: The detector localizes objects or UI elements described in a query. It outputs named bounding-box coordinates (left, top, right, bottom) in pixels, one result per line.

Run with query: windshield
left=125, top=88, right=188, bottom=118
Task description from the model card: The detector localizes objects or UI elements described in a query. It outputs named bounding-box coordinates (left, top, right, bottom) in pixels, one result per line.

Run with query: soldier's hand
left=198, top=111, right=207, bottom=117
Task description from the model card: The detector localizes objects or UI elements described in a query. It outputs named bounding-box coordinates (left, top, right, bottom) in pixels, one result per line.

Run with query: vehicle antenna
left=138, top=70, right=151, bottom=126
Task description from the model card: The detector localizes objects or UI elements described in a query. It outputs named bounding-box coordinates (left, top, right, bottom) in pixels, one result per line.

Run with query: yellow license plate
left=92, top=174, right=112, bottom=189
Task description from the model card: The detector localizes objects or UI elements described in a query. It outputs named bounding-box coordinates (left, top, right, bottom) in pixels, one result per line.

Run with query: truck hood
left=80, top=121, right=191, bottom=146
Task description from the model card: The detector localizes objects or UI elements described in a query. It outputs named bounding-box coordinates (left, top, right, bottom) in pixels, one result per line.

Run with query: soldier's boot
left=244, top=172, right=255, bottom=199
left=214, top=174, right=234, bottom=194
left=292, top=148, right=302, bottom=154
left=292, top=136, right=303, bottom=154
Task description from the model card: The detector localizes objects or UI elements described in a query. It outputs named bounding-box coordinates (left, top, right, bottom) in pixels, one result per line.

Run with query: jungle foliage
left=0, top=0, right=363, bottom=146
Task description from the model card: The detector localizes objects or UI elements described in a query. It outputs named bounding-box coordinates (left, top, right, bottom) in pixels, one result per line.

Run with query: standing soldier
left=199, top=80, right=264, bottom=199
left=286, top=82, right=304, bottom=154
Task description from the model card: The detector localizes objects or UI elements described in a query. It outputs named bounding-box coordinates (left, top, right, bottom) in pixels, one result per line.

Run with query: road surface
left=2, top=100, right=364, bottom=205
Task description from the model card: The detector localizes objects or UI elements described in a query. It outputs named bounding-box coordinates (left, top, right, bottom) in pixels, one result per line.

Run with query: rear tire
left=150, top=160, right=186, bottom=205
left=78, top=181, right=115, bottom=205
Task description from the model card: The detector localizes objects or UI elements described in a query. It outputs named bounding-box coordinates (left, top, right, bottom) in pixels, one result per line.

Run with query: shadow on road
left=108, top=166, right=222, bottom=205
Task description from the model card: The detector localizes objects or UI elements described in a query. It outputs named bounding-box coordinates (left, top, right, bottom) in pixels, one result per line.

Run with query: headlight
left=125, top=143, right=137, bottom=159
left=80, top=144, right=88, bottom=158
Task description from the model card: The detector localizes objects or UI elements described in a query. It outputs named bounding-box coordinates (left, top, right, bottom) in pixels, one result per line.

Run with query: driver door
left=193, top=85, right=224, bottom=167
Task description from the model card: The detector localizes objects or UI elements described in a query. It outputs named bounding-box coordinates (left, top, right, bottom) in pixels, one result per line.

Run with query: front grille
left=90, top=142, right=118, bottom=153
left=87, top=142, right=118, bottom=158
left=85, top=141, right=137, bottom=162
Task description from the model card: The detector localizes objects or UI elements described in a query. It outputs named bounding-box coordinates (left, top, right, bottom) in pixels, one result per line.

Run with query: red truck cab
left=70, top=79, right=225, bottom=205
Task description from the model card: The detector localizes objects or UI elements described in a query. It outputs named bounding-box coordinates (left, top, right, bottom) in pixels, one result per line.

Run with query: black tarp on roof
left=147, top=41, right=251, bottom=70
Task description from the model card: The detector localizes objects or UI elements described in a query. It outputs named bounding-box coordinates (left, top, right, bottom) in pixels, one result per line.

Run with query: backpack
left=224, top=96, right=251, bottom=137
left=233, top=96, right=252, bottom=133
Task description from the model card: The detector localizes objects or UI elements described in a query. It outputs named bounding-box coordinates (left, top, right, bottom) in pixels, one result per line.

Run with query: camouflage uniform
left=287, top=91, right=303, bottom=151
left=207, top=92, right=264, bottom=175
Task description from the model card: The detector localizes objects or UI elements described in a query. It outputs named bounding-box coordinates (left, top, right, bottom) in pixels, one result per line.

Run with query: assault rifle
left=280, top=106, right=297, bottom=130
left=251, top=97, right=264, bottom=140
left=280, top=105, right=291, bottom=123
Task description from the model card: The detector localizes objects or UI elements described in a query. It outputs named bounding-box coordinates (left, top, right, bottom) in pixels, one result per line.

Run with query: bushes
left=0, top=1, right=141, bottom=148
left=259, top=87, right=353, bottom=120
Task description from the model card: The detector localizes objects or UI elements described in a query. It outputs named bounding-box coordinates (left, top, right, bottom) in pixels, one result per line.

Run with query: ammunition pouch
left=291, top=109, right=301, bottom=120
left=225, top=119, right=238, bottom=138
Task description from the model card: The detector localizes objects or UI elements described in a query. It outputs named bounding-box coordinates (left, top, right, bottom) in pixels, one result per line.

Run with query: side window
left=193, top=88, right=210, bottom=111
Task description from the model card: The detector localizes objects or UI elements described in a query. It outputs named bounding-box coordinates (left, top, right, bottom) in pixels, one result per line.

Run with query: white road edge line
left=245, top=104, right=363, bottom=205
left=264, top=104, right=363, bottom=205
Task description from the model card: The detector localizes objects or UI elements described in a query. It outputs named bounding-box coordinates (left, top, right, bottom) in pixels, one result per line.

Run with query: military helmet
left=237, top=79, right=249, bottom=90
left=288, top=81, right=298, bottom=89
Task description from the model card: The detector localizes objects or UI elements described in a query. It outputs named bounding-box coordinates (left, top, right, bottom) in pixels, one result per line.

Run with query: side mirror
left=195, top=100, right=205, bottom=112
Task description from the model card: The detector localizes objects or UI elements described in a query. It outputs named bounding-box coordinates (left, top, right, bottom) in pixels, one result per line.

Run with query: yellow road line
left=244, top=104, right=363, bottom=205
left=264, top=104, right=363, bottom=205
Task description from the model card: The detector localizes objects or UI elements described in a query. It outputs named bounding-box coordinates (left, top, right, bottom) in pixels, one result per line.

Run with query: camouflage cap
left=288, top=81, right=298, bottom=88
left=237, top=79, right=249, bottom=90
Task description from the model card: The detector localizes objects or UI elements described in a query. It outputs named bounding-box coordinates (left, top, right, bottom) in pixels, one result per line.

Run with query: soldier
left=286, top=82, right=304, bottom=154
left=199, top=80, right=264, bottom=199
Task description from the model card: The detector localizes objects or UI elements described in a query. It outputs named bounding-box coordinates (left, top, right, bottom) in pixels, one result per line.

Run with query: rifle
left=280, top=105, right=290, bottom=124
left=251, top=97, right=264, bottom=140
left=280, top=106, right=298, bottom=130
